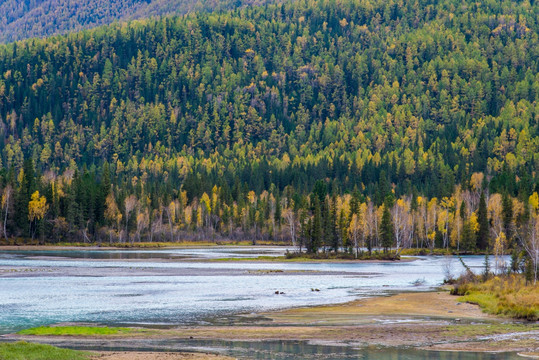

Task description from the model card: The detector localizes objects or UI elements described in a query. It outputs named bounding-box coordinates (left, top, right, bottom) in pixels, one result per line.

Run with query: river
left=0, top=247, right=520, bottom=359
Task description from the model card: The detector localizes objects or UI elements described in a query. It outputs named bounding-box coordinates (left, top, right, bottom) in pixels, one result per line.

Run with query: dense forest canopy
left=0, top=0, right=274, bottom=43
left=0, top=0, right=538, bottom=271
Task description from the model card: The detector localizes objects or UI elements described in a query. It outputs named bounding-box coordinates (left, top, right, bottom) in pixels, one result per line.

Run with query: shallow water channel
left=42, top=338, right=523, bottom=359
left=0, top=247, right=519, bottom=359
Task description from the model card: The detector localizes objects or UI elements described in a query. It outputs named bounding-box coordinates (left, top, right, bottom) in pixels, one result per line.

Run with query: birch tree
left=1, top=185, right=13, bottom=241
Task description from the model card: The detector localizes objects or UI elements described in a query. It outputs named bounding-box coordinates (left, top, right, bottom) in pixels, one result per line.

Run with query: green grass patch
left=0, top=341, right=92, bottom=360
left=459, top=293, right=499, bottom=314
left=17, top=325, right=136, bottom=336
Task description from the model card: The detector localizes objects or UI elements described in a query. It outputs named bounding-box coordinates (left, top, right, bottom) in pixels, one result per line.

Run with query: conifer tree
left=380, top=201, right=394, bottom=252
left=477, top=192, right=490, bottom=250
left=502, top=192, right=513, bottom=243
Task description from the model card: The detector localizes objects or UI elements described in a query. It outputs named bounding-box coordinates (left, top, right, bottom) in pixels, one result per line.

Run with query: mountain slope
left=0, top=0, right=270, bottom=43
left=0, top=0, right=537, bottom=243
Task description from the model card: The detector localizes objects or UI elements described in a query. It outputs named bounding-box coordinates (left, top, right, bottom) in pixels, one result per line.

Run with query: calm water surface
left=51, top=339, right=524, bottom=360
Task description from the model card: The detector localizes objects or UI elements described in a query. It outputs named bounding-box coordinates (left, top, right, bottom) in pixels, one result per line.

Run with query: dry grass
left=453, top=274, right=539, bottom=321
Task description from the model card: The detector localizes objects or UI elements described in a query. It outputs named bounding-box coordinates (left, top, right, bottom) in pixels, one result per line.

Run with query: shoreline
left=1, top=247, right=537, bottom=358
left=4, top=291, right=538, bottom=357
left=0, top=244, right=476, bottom=256
left=0, top=244, right=418, bottom=264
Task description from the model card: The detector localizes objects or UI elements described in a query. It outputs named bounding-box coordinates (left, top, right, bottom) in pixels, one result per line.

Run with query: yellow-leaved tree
left=494, top=232, right=507, bottom=274
left=517, top=193, right=539, bottom=283
left=28, top=191, right=48, bottom=241
left=105, top=191, right=122, bottom=243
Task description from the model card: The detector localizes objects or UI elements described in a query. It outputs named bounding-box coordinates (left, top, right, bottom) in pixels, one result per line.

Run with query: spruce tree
left=310, top=198, right=322, bottom=254
left=502, top=192, right=513, bottom=243
left=380, top=202, right=394, bottom=252
left=477, top=192, right=489, bottom=250
left=483, top=252, right=490, bottom=281
left=330, top=195, right=339, bottom=252
left=461, top=221, right=476, bottom=253
left=274, top=192, right=281, bottom=230
left=14, top=159, right=36, bottom=236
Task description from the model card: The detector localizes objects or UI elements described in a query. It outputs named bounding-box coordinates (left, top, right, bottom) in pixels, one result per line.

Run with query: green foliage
left=380, top=204, right=393, bottom=252
left=17, top=325, right=136, bottom=336
left=0, top=0, right=276, bottom=43
left=461, top=221, right=477, bottom=253
left=477, top=193, right=489, bottom=250
left=0, top=341, right=91, bottom=360
left=0, top=0, right=537, bottom=244
left=483, top=253, right=491, bottom=281
left=284, top=250, right=399, bottom=261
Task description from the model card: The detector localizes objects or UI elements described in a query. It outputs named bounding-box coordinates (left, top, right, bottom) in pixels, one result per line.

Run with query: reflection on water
left=54, top=339, right=523, bottom=360
left=0, top=246, right=287, bottom=260
left=184, top=339, right=522, bottom=360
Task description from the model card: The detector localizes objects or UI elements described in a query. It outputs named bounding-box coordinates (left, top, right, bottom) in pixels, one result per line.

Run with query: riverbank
left=209, top=255, right=416, bottom=263
left=0, top=243, right=496, bottom=256
left=5, top=291, right=538, bottom=356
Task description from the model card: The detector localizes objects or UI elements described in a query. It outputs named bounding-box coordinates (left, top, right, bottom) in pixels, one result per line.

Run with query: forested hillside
left=0, top=0, right=271, bottom=43
left=0, top=0, right=538, bottom=264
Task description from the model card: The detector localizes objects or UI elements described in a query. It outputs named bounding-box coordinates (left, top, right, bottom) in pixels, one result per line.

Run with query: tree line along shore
left=0, top=162, right=537, bottom=281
